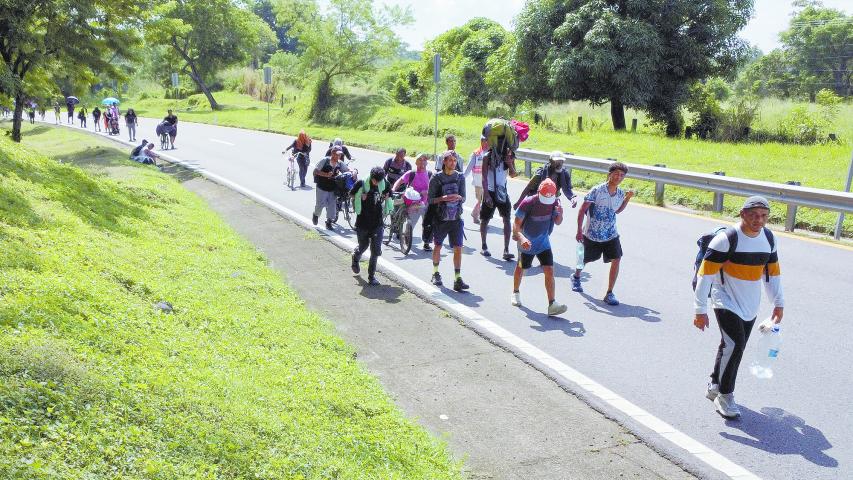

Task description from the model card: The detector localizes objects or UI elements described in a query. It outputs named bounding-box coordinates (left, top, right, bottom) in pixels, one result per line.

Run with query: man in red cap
left=511, top=179, right=567, bottom=316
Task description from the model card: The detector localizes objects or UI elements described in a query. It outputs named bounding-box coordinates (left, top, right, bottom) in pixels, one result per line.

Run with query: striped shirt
left=694, top=224, right=784, bottom=320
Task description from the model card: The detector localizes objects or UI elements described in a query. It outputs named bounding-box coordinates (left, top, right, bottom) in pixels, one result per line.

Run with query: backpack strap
left=763, top=227, right=775, bottom=282
left=719, top=226, right=739, bottom=285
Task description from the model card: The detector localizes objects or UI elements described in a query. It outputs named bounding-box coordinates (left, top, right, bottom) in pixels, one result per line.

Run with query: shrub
left=716, top=98, right=759, bottom=142
left=777, top=106, right=824, bottom=144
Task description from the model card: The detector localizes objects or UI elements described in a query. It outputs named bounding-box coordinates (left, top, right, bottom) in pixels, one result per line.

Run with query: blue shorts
left=433, top=220, right=464, bottom=248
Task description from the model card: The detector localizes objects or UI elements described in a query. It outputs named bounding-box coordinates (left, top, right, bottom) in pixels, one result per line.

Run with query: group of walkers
left=54, top=98, right=140, bottom=142
left=288, top=128, right=785, bottom=421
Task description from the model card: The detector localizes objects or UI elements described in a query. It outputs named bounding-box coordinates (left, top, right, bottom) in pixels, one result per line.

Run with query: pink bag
left=510, top=120, right=530, bottom=142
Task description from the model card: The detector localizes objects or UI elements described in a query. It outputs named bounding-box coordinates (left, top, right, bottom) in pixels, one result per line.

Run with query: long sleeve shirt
left=694, top=224, right=784, bottom=320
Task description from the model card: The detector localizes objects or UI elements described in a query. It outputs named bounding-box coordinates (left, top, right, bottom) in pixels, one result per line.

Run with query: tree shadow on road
left=720, top=406, right=838, bottom=468
left=518, top=305, right=586, bottom=337
left=578, top=292, right=662, bottom=322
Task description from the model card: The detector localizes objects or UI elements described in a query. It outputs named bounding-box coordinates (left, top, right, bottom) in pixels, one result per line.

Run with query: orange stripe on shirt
left=699, top=260, right=723, bottom=276
left=722, top=263, right=765, bottom=281
left=767, top=262, right=780, bottom=276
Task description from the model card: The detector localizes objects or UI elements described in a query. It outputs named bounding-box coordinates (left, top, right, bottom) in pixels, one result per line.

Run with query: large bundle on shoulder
left=482, top=118, right=529, bottom=157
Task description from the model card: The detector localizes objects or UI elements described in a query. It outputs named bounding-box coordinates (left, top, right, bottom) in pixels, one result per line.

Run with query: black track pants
left=711, top=309, right=756, bottom=395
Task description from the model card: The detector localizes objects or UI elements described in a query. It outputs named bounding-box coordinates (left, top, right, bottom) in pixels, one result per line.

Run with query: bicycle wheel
left=345, top=198, right=356, bottom=229
left=383, top=212, right=394, bottom=245
left=286, top=166, right=295, bottom=190
left=401, top=222, right=413, bottom=254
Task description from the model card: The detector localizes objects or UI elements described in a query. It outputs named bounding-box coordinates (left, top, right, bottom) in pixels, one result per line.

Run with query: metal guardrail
left=516, top=148, right=853, bottom=239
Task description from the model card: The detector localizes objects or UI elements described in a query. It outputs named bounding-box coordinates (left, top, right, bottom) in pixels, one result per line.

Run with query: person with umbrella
left=65, top=96, right=78, bottom=124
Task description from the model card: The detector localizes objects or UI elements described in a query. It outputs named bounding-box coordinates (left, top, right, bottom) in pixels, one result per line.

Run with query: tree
left=0, top=0, right=141, bottom=142
left=275, top=0, right=411, bottom=122
left=514, top=0, right=752, bottom=134
left=420, top=18, right=514, bottom=114
left=781, top=1, right=851, bottom=98
left=146, top=0, right=276, bottom=110
left=251, top=0, right=298, bottom=54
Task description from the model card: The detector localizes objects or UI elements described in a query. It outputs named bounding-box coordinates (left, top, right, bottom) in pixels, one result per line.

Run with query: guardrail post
left=653, top=164, right=666, bottom=205
left=785, top=181, right=801, bottom=232
left=835, top=151, right=853, bottom=240
left=631, top=118, right=638, bottom=132
left=577, top=116, right=583, bottom=132
left=525, top=159, right=532, bottom=177
left=712, top=172, right=725, bottom=212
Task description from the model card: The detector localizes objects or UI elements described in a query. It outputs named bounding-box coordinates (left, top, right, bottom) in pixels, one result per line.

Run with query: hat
left=330, top=145, right=343, bottom=154
left=538, top=179, right=557, bottom=204
left=741, top=196, right=770, bottom=211
left=549, top=151, right=566, bottom=162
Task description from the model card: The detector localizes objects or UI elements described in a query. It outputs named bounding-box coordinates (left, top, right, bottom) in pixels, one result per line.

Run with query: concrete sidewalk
left=166, top=168, right=696, bottom=480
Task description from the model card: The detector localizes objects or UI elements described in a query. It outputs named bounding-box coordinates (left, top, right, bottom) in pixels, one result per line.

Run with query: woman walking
left=125, top=109, right=138, bottom=142
left=77, top=106, right=87, bottom=128
left=284, top=130, right=312, bottom=188
left=92, top=107, right=101, bottom=131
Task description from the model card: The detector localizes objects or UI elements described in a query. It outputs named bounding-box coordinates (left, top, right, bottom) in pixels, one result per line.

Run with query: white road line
left=46, top=119, right=760, bottom=480
left=209, top=138, right=235, bottom=146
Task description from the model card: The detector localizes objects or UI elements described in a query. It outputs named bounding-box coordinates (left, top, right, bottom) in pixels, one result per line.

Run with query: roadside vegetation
left=0, top=124, right=462, bottom=479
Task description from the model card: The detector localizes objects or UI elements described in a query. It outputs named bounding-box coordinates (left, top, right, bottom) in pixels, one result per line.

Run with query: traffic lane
left=130, top=117, right=848, bottom=479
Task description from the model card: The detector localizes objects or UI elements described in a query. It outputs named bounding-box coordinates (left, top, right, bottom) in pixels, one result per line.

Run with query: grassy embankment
left=126, top=91, right=851, bottom=236
left=0, top=123, right=462, bottom=479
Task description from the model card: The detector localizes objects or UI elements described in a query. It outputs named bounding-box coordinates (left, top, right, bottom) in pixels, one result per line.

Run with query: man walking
left=694, top=196, right=784, bottom=419
left=350, top=167, right=393, bottom=286
left=514, top=151, right=577, bottom=210
left=511, top=179, right=567, bottom=316
left=480, top=146, right=518, bottom=260
left=463, top=135, right=488, bottom=224
left=572, top=162, right=634, bottom=305
left=312, top=146, right=349, bottom=230
left=423, top=134, right=464, bottom=250
left=429, top=150, right=469, bottom=292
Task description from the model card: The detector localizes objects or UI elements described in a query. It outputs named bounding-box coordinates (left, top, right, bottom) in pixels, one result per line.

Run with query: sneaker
left=511, top=292, right=522, bottom=307
left=453, top=277, right=470, bottom=292
left=481, top=248, right=491, bottom=257
left=351, top=253, right=360, bottom=274
left=502, top=251, right=515, bottom=261
left=571, top=275, right=583, bottom=293
left=312, top=214, right=318, bottom=226
left=603, top=292, right=619, bottom=306
left=547, top=301, right=568, bottom=316
left=367, top=277, right=380, bottom=286
left=706, top=383, right=720, bottom=401
left=714, top=393, right=741, bottom=419
left=422, top=243, right=432, bottom=252
left=431, top=272, right=443, bottom=287
left=325, top=220, right=333, bottom=230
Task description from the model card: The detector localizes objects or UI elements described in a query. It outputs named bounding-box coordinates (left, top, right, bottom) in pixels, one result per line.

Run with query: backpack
left=482, top=118, right=519, bottom=155
left=692, top=226, right=775, bottom=292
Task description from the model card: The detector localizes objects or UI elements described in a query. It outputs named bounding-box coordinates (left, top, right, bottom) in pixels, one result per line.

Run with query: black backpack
left=692, top=226, right=775, bottom=292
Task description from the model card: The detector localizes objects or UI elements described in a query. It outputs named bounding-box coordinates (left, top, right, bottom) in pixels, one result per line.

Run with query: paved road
left=48, top=113, right=851, bottom=479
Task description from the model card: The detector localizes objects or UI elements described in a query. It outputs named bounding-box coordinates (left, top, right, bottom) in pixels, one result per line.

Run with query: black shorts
left=583, top=236, right=622, bottom=263
left=518, top=249, right=554, bottom=269
left=433, top=220, right=464, bottom=248
left=480, top=190, right=511, bottom=221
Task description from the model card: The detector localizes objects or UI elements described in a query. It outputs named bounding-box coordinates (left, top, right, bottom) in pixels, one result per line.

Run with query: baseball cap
left=538, top=179, right=557, bottom=204
left=550, top=151, right=566, bottom=162
left=741, top=196, right=770, bottom=211
left=330, top=145, right=343, bottom=154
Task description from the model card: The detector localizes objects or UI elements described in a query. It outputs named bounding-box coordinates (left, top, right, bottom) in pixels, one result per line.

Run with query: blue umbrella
left=66, top=96, right=79, bottom=105
left=101, top=97, right=120, bottom=105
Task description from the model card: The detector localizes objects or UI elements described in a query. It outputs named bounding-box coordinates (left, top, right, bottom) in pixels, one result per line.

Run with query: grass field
left=124, top=91, right=851, bottom=236
left=0, top=123, right=462, bottom=479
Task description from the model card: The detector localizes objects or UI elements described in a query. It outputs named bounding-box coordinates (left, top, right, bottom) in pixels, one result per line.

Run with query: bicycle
left=334, top=189, right=356, bottom=229
left=160, top=131, right=170, bottom=150
left=383, top=193, right=413, bottom=254
left=284, top=153, right=296, bottom=190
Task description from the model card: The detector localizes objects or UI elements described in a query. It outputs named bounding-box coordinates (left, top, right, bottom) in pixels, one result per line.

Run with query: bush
left=686, top=82, right=722, bottom=139
left=777, top=106, right=825, bottom=144
left=716, top=98, right=759, bottom=142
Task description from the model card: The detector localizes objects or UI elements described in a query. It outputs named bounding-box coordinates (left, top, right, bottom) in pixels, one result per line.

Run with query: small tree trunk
left=311, top=76, right=333, bottom=122
left=11, top=93, right=25, bottom=143
left=610, top=98, right=626, bottom=131
left=172, top=40, right=221, bottom=110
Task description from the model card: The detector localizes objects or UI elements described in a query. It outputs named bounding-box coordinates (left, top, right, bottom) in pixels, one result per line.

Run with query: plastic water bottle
left=750, top=323, right=781, bottom=379
left=575, top=242, right=585, bottom=270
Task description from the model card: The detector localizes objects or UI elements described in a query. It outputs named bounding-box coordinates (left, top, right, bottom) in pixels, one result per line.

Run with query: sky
left=382, top=0, right=852, bottom=53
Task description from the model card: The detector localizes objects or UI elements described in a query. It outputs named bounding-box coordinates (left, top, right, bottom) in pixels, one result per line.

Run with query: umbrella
left=66, top=96, right=79, bottom=105
left=101, top=97, right=120, bottom=105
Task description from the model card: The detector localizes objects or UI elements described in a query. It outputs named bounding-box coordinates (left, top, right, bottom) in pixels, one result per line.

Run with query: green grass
left=0, top=123, right=462, bottom=479
left=117, top=90, right=853, bottom=236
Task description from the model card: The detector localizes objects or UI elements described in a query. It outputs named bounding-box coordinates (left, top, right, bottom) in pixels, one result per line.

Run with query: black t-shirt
left=164, top=114, right=178, bottom=125
left=350, top=179, right=390, bottom=230
left=314, top=157, right=349, bottom=192
left=383, top=158, right=412, bottom=185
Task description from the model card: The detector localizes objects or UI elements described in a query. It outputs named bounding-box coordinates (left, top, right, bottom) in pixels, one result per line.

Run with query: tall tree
left=146, top=0, right=275, bottom=110
left=781, top=1, right=851, bottom=99
left=514, top=0, right=752, bottom=134
left=251, top=0, right=298, bottom=53
left=275, top=0, right=411, bottom=121
left=0, top=0, right=141, bottom=142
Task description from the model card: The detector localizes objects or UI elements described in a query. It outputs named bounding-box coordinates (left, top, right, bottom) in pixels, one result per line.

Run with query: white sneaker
left=706, top=383, right=720, bottom=401
left=511, top=292, right=522, bottom=307
left=714, top=393, right=741, bottom=419
left=547, top=301, right=568, bottom=316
